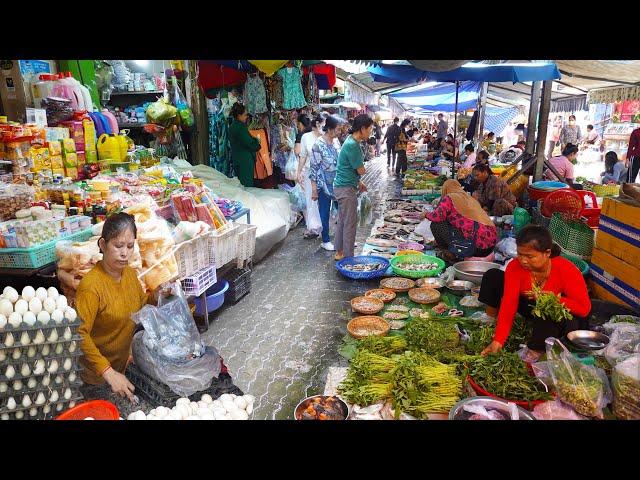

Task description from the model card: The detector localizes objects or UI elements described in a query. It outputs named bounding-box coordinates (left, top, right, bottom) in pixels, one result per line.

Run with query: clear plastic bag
left=612, top=354, right=640, bottom=420
left=532, top=399, right=588, bottom=420
left=602, top=316, right=640, bottom=335
left=357, top=192, right=373, bottom=227
left=284, top=151, right=298, bottom=181
left=603, top=324, right=640, bottom=367
left=545, top=338, right=612, bottom=419
left=495, top=237, right=518, bottom=258
left=414, top=219, right=433, bottom=241
left=286, top=184, right=306, bottom=212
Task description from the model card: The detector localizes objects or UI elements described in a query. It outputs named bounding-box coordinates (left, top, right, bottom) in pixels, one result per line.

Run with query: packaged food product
left=62, top=138, right=76, bottom=155
left=63, top=152, right=78, bottom=168
left=0, top=184, right=35, bottom=221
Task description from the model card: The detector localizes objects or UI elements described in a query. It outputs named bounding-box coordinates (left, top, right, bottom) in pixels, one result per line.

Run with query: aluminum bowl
left=416, top=277, right=446, bottom=289
left=453, top=261, right=502, bottom=285
left=449, top=396, right=536, bottom=420
left=294, top=395, right=350, bottom=420
left=445, top=279, right=474, bottom=294
left=566, top=330, right=610, bottom=351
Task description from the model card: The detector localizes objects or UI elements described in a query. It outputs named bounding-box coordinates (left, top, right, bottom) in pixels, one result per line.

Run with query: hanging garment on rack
left=250, top=128, right=273, bottom=180
left=278, top=67, right=307, bottom=110
left=265, top=76, right=283, bottom=109
left=244, top=74, right=268, bottom=115
left=207, top=98, right=233, bottom=177
left=303, top=71, right=319, bottom=105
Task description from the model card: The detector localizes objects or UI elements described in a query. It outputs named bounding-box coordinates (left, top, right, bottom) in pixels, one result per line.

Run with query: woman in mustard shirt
left=76, top=213, right=149, bottom=401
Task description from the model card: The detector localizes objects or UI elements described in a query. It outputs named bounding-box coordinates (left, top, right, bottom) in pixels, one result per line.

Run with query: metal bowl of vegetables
left=453, top=261, right=502, bottom=285
left=294, top=395, right=350, bottom=420
left=449, top=396, right=536, bottom=420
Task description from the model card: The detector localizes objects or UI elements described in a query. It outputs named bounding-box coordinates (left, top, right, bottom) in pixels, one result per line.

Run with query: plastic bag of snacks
left=612, top=354, right=640, bottom=420
left=545, top=338, right=612, bottom=419
left=0, top=183, right=35, bottom=221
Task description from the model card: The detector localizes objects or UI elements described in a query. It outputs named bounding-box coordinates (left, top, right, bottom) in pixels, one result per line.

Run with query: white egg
left=20, top=363, right=31, bottom=376
left=68, top=372, right=77, bottom=383
left=15, top=411, right=24, bottom=419
left=36, top=310, right=50, bottom=325
left=56, top=404, right=63, bottom=412
left=221, top=400, right=236, bottom=412
left=47, top=329, right=59, bottom=343
left=22, top=395, right=32, bottom=408
left=33, top=360, right=45, bottom=375
left=0, top=350, right=4, bottom=362
left=48, top=359, right=59, bottom=373
left=214, top=411, right=228, bottom=420
left=19, top=331, right=30, bottom=346
left=22, top=312, right=36, bottom=327
left=54, top=375, right=63, bottom=385
left=43, top=298, right=56, bottom=315
left=197, top=401, right=209, bottom=410
left=246, top=404, right=254, bottom=415
left=8, top=312, right=22, bottom=328
left=41, top=374, right=51, bottom=387
left=185, top=416, right=200, bottom=420
left=0, top=382, right=7, bottom=393
left=21, top=286, right=36, bottom=302
left=27, top=378, right=36, bottom=389
left=69, top=401, right=76, bottom=408
left=127, top=412, right=137, bottom=420
left=0, top=299, right=12, bottom=317
left=175, top=398, right=190, bottom=408
left=29, top=407, right=38, bottom=417
left=234, top=396, right=247, bottom=410
left=51, top=310, right=64, bottom=325
left=35, top=392, right=46, bottom=405
left=4, top=332, right=14, bottom=347
left=56, top=296, right=68, bottom=310
left=149, top=408, right=157, bottom=417
left=47, top=287, right=59, bottom=300
left=35, top=287, right=48, bottom=302
left=3, top=287, right=19, bottom=304
left=229, top=409, right=249, bottom=420
left=49, top=390, right=59, bottom=402
left=32, top=329, right=45, bottom=345
left=41, top=344, right=50, bottom=356
left=63, top=358, right=72, bottom=371
left=63, top=388, right=72, bottom=400
left=64, top=307, right=77, bottom=322
left=42, top=405, right=51, bottom=415
left=6, top=397, right=16, bottom=410
left=55, top=343, right=63, bottom=355
left=13, top=380, right=22, bottom=391
left=14, top=299, right=28, bottom=316
left=134, top=410, right=147, bottom=420
left=63, top=327, right=72, bottom=340
left=1, top=413, right=9, bottom=420
left=68, top=341, right=77, bottom=353
left=0, top=313, right=6, bottom=329
left=11, top=348, right=20, bottom=360
left=200, top=394, right=213, bottom=404
left=197, top=408, right=213, bottom=418
left=218, top=394, right=233, bottom=403
left=28, top=298, right=42, bottom=315
left=27, top=346, right=36, bottom=358
left=243, top=394, right=255, bottom=404
left=212, top=399, right=223, bottom=409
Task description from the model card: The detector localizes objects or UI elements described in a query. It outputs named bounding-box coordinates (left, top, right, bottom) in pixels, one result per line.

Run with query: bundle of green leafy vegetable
left=405, top=317, right=460, bottom=354
left=468, top=351, right=553, bottom=402
left=531, top=284, right=573, bottom=323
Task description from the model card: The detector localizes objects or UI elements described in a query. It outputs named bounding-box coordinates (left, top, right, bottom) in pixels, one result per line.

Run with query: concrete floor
left=201, top=156, right=400, bottom=419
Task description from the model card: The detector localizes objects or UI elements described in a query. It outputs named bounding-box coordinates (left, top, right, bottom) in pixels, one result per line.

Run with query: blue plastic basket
left=0, top=228, right=94, bottom=269
left=335, top=256, right=390, bottom=280
left=194, top=280, right=229, bottom=315
left=531, top=180, right=568, bottom=190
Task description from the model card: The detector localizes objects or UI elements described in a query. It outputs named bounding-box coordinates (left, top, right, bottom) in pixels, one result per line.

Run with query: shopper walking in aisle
left=548, top=116, right=563, bottom=158
left=373, top=119, right=383, bottom=156
left=395, top=119, right=411, bottom=177
left=333, top=114, right=373, bottom=261
left=229, top=103, right=261, bottom=188
left=559, top=115, right=582, bottom=151
left=626, top=125, right=640, bottom=183
left=471, top=163, right=517, bottom=216
left=383, top=117, right=400, bottom=172
left=601, top=151, right=627, bottom=184
left=310, top=115, right=342, bottom=252
left=296, top=115, right=324, bottom=239
left=436, top=113, right=448, bottom=141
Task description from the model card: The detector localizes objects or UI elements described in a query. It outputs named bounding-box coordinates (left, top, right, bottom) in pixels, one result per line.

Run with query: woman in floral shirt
left=310, top=115, right=342, bottom=251
left=425, top=179, right=498, bottom=257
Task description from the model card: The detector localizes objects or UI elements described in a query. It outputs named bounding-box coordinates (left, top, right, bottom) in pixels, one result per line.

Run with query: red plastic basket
left=527, top=185, right=569, bottom=202
left=466, top=375, right=553, bottom=411
left=541, top=189, right=584, bottom=218
left=55, top=400, right=120, bottom=420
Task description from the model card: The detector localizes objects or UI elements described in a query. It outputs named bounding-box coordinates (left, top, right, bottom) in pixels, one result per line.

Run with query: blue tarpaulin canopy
left=391, top=81, right=481, bottom=112
left=484, top=106, right=520, bottom=135
left=368, top=62, right=561, bottom=84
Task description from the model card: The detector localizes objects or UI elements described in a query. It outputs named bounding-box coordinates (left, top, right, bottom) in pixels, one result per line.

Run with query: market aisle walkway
left=202, top=155, right=401, bottom=419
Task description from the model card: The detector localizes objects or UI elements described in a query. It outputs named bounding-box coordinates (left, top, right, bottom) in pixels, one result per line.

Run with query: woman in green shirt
left=228, top=102, right=261, bottom=187
left=333, top=114, right=373, bottom=260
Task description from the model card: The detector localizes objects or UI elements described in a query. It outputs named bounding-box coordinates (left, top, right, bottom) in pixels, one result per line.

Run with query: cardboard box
left=64, top=167, right=78, bottom=179
left=50, top=155, right=63, bottom=170
left=63, top=152, right=77, bottom=168
left=44, top=127, right=69, bottom=143
left=589, top=247, right=640, bottom=311
left=601, top=197, right=640, bottom=230
left=62, top=138, right=76, bottom=155
left=48, top=140, right=62, bottom=156
left=595, top=227, right=640, bottom=267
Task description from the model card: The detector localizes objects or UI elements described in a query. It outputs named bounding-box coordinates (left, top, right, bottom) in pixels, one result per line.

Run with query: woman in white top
left=296, top=114, right=324, bottom=239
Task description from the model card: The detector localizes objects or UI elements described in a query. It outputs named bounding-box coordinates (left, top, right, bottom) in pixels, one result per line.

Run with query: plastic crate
left=174, top=232, right=215, bottom=280
left=0, top=228, right=94, bottom=269
left=225, top=267, right=252, bottom=303
left=236, top=224, right=257, bottom=268
left=209, top=223, right=240, bottom=268
left=181, top=265, right=217, bottom=297
left=126, top=362, right=243, bottom=408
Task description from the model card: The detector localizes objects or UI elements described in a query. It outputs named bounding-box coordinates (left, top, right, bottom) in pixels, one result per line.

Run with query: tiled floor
left=201, top=156, right=402, bottom=419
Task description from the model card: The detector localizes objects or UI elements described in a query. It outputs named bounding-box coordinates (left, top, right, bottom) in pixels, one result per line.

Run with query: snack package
left=62, top=138, right=76, bottom=155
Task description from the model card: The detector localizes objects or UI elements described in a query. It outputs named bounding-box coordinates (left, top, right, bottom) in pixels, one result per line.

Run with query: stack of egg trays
left=0, top=318, right=84, bottom=420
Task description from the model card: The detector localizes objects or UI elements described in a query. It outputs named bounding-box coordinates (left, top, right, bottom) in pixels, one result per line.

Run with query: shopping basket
left=548, top=212, right=594, bottom=260
left=56, top=400, right=120, bottom=420
left=236, top=224, right=257, bottom=268
left=541, top=189, right=584, bottom=218
left=390, top=254, right=445, bottom=279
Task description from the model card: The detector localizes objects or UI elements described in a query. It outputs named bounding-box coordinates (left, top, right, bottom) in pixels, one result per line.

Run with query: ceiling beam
left=558, top=70, right=640, bottom=87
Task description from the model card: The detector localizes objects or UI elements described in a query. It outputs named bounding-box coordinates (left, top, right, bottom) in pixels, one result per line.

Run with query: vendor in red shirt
left=479, top=225, right=591, bottom=355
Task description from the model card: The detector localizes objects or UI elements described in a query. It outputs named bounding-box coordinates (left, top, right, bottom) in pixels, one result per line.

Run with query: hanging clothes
left=302, top=71, right=319, bottom=106
left=248, top=60, right=289, bottom=77
left=265, top=75, right=284, bottom=109
left=243, top=74, right=268, bottom=115
left=278, top=67, right=307, bottom=110
left=208, top=99, right=233, bottom=178
left=250, top=128, right=273, bottom=180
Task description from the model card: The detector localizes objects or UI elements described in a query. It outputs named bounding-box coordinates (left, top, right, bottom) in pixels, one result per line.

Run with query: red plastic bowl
left=56, top=400, right=120, bottom=420
left=466, top=375, right=553, bottom=411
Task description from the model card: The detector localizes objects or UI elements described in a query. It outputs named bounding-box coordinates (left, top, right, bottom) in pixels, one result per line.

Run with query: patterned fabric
left=208, top=100, right=233, bottom=177
left=395, top=129, right=408, bottom=152
left=559, top=125, right=582, bottom=146
left=426, top=195, right=498, bottom=250
left=472, top=175, right=517, bottom=216
left=303, top=71, right=319, bottom=105
left=309, top=136, right=339, bottom=198
left=278, top=67, right=307, bottom=110
left=243, top=75, right=268, bottom=115
left=265, top=76, right=283, bottom=109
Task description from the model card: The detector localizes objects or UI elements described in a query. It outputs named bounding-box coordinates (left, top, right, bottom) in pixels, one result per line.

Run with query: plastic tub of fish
left=390, top=254, right=445, bottom=279
left=294, top=395, right=349, bottom=420
left=449, top=396, right=535, bottom=420
left=335, top=256, right=390, bottom=280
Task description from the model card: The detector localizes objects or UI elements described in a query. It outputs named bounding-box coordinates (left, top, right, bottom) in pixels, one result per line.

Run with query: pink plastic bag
left=532, top=399, right=588, bottom=420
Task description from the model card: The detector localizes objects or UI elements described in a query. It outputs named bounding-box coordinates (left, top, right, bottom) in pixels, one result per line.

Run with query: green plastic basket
left=548, top=213, right=594, bottom=259
left=390, top=254, right=445, bottom=279
left=0, top=228, right=94, bottom=269
left=560, top=252, right=590, bottom=277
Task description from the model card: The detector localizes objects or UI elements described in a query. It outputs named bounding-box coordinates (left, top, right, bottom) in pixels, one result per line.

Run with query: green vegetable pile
left=468, top=351, right=553, bottom=402
left=531, top=285, right=573, bottom=324
left=338, top=350, right=462, bottom=418
left=550, top=357, right=607, bottom=418
left=405, top=317, right=460, bottom=354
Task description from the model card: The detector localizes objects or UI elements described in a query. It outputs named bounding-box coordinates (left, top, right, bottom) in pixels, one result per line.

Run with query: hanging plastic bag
left=357, top=192, right=373, bottom=227
left=612, top=354, right=640, bottom=420
left=287, top=184, right=306, bottom=212
left=545, top=338, right=612, bottom=419
left=284, top=150, right=299, bottom=181
left=414, top=219, right=434, bottom=242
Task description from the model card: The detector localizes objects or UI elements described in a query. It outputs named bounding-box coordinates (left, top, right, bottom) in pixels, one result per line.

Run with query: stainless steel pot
left=453, top=261, right=502, bottom=285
